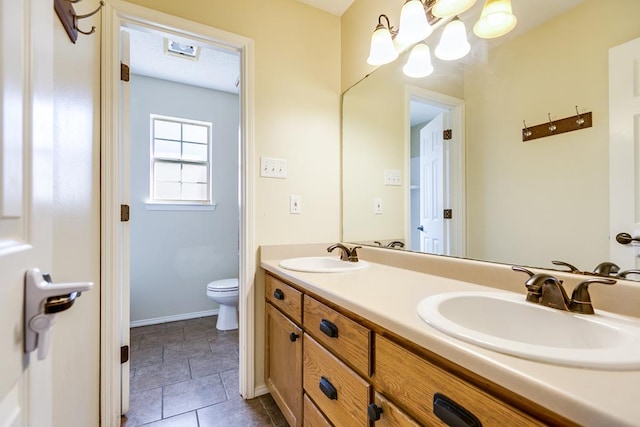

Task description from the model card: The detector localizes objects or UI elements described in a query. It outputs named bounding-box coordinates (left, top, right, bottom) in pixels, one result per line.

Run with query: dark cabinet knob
left=319, top=376, right=337, bottom=400
left=433, top=393, right=481, bottom=427
left=367, top=403, right=383, bottom=421
left=319, top=319, right=338, bottom=338
left=273, top=289, right=284, bottom=300
left=289, top=332, right=300, bottom=342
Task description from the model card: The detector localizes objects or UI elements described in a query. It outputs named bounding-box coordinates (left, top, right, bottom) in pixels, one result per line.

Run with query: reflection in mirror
left=342, top=0, right=640, bottom=276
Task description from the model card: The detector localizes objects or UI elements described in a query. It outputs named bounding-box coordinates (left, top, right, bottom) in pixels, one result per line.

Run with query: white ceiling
left=127, top=0, right=584, bottom=97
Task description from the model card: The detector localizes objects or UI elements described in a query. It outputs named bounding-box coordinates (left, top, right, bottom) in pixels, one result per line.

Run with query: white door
left=419, top=113, right=446, bottom=254
left=0, top=0, right=54, bottom=425
left=609, top=37, right=640, bottom=270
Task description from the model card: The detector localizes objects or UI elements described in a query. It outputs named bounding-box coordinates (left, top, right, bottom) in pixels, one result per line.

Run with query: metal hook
left=522, top=120, right=532, bottom=138
left=74, top=1, right=104, bottom=36
left=575, top=105, right=585, bottom=126
left=547, top=113, right=557, bottom=132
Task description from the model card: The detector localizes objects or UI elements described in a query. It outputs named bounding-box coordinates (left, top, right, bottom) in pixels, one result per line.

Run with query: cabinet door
left=266, top=303, right=303, bottom=427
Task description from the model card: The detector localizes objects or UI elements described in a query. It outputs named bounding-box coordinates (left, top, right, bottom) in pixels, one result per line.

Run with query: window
left=150, top=115, right=212, bottom=204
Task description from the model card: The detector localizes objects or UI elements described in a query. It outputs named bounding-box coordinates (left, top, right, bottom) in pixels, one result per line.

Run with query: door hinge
left=120, top=204, right=130, bottom=222
left=443, top=209, right=453, bottom=219
left=121, top=345, right=129, bottom=364
left=443, top=129, right=452, bottom=140
left=120, top=62, right=130, bottom=82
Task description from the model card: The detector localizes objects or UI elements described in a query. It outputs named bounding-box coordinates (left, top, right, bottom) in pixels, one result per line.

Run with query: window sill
left=145, top=202, right=217, bottom=211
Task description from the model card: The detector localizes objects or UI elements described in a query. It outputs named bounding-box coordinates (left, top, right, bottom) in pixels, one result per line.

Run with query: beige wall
left=124, top=0, right=342, bottom=391
left=464, top=0, right=640, bottom=267
left=51, top=6, right=101, bottom=426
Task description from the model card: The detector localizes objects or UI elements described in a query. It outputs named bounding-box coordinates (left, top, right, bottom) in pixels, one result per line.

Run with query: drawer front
left=369, top=392, right=420, bottom=427
left=266, top=274, right=303, bottom=324
left=303, top=296, right=371, bottom=376
left=374, top=335, right=543, bottom=427
left=303, top=394, right=332, bottom=427
left=303, top=334, right=370, bottom=427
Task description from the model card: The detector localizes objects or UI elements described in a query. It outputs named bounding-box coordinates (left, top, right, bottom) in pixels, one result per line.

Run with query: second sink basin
left=279, top=256, right=369, bottom=273
left=417, top=291, right=640, bottom=370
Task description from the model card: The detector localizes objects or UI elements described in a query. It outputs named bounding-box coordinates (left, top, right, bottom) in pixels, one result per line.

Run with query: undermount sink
left=417, top=291, right=640, bottom=370
left=279, top=256, right=369, bottom=273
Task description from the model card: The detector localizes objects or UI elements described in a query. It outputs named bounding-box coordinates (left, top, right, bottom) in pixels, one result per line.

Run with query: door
left=0, top=0, right=54, bottom=425
left=419, top=113, right=446, bottom=254
left=609, top=37, right=640, bottom=269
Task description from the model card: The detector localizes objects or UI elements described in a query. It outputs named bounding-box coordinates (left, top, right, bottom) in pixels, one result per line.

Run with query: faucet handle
left=570, top=278, right=616, bottom=314
left=617, top=269, right=640, bottom=279
left=348, top=246, right=362, bottom=262
left=552, top=260, right=580, bottom=273
left=593, top=262, right=620, bottom=276
left=511, top=266, right=534, bottom=277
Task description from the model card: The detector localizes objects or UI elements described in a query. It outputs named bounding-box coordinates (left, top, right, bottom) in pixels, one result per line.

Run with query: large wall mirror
left=342, top=0, right=640, bottom=275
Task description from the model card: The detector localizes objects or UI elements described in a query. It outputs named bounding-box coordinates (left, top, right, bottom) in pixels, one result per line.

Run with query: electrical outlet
left=290, top=195, right=301, bottom=214
left=374, top=197, right=383, bottom=214
left=384, top=169, right=402, bottom=186
left=260, top=157, right=288, bottom=179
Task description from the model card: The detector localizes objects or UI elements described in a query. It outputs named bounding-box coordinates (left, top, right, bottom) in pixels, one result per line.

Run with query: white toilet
left=206, top=278, right=239, bottom=331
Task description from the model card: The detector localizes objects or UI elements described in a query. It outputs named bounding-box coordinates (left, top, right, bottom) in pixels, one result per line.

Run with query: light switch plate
left=384, top=169, right=402, bottom=186
left=374, top=197, right=383, bottom=214
left=260, top=157, right=287, bottom=179
left=290, top=195, right=301, bottom=214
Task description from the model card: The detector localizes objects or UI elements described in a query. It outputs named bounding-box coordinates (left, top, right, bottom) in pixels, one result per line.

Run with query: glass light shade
left=435, top=18, right=471, bottom=60
left=367, top=25, right=399, bottom=66
left=396, top=0, right=433, bottom=46
left=403, top=43, right=434, bottom=78
left=432, top=0, right=477, bottom=18
left=473, top=0, right=517, bottom=39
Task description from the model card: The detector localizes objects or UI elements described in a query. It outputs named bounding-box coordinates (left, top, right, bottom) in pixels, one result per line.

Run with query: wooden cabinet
left=264, top=272, right=570, bottom=427
left=265, top=302, right=303, bottom=426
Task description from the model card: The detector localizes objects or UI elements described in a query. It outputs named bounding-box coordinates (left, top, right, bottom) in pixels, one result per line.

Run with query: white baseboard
left=253, top=384, right=269, bottom=397
left=130, top=309, right=219, bottom=328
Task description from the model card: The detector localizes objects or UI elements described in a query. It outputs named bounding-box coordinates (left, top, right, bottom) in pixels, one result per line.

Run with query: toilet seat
left=207, top=278, right=238, bottom=292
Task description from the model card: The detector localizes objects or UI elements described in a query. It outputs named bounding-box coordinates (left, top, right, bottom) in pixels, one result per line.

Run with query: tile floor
left=121, top=316, right=287, bottom=427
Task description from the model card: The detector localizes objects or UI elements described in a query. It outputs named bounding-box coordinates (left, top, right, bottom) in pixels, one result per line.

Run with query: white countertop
left=261, top=250, right=640, bottom=427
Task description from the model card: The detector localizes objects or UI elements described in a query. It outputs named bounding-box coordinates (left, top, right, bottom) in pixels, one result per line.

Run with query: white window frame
left=147, top=114, right=215, bottom=209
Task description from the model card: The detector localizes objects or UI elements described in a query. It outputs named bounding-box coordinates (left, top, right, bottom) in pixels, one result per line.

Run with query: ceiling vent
left=164, top=39, right=200, bottom=61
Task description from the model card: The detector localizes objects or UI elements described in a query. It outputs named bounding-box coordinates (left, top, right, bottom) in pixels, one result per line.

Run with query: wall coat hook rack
left=522, top=106, right=592, bottom=142
left=54, top=0, right=104, bottom=44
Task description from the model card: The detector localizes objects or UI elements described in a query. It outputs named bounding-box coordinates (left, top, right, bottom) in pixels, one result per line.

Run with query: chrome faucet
left=512, top=266, right=616, bottom=314
left=386, top=240, right=405, bottom=249
left=327, top=243, right=361, bottom=262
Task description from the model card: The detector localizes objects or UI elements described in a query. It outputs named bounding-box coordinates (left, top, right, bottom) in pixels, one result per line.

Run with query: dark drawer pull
left=367, top=403, right=383, bottom=421
left=289, top=332, right=300, bottom=342
left=433, top=393, right=481, bottom=427
left=319, top=319, right=338, bottom=338
left=273, top=289, right=284, bottom=300
left=319, top=376, right=337, bottom=400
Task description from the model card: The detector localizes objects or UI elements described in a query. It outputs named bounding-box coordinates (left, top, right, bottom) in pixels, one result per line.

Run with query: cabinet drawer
left=369, top=392, right=420, bottom=427
left=374, top=335, right=543, bottom=426
left=266, top=274, right=302, bottom=324
left=303, top=334, right=370, bottom=427
left=303, top=394, right=332, bottom=427
left=303, top=296, right=371, bottom=376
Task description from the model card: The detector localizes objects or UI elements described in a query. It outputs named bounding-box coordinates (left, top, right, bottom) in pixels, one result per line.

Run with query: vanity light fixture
left=473, top=0, right=517, bottom=39
left=432, top=0, right=477, bottom=18
left=367, top=15, right=399, bottom=66
left=434, top=17, right=471, bottom=60
left=403, top=43, right=434, bottom=78
left=396, top=0, right=434, bottom=46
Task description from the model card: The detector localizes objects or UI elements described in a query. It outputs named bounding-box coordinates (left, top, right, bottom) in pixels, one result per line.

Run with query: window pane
left=154, top=139, right=181, bottom=159
left=183, top=124, right=208, bottom=143
left=182, top=164, right=208, bottom=183
left=182, top=183, right=208, bottom=201
left=154, top=162, right=181, bottom=181
left=154, top=181, right=181, bottom=200
left=182, top=142, right=208, bottom=161
left=154, top=120, right=181, bottom=140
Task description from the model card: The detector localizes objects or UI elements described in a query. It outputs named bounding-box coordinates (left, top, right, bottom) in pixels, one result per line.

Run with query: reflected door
left=419, top=113, right=446, bottom=254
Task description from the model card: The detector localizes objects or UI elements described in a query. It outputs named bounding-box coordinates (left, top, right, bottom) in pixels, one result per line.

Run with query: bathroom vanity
left=261, top=244, right=640, bottom=427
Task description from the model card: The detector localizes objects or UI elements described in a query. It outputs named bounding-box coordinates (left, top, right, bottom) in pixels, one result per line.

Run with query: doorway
left=407, top=87, right=465, bottom=257
left=101, top=3, right=256, bottom=426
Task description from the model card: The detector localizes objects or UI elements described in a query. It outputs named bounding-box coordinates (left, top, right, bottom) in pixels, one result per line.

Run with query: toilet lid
left=207, top=278, right=239, bottom=291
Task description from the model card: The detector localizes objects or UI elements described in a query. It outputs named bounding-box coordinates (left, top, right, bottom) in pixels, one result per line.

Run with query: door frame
left=100, top=2, right=255, bottom=425
left=405, top=86, right=466, bottom=257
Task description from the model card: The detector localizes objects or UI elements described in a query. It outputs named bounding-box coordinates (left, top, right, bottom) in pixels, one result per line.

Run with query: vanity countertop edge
left=260, top=244, right=640, bottom=427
